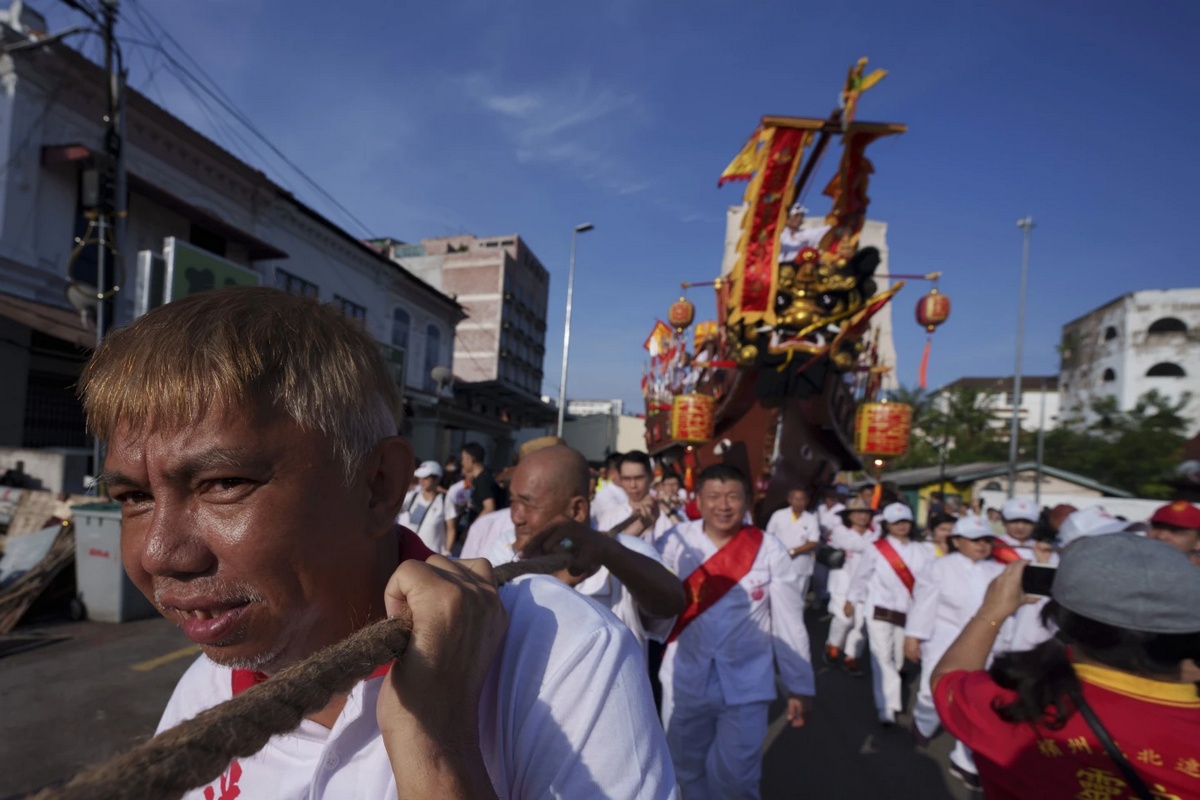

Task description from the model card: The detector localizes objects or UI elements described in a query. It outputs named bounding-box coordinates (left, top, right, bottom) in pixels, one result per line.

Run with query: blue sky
left=42, top=0, right=1200, bottom=409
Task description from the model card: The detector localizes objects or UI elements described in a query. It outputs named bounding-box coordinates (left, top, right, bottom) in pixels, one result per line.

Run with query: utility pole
left=91, top=0, right=123, bottom=483
left=556, top=223, right=593, bottom=437
left=1007, top=216, right=1034, bottom=497
left=1035, top=377, right=1047, bottom=506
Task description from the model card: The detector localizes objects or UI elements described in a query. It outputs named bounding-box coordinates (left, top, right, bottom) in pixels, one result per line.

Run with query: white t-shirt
left=397, top=489, right=456, bottom=555
left=573, top=533, right=677, bottom=649
left=157, top=575, right=678, bottom=800
left=765, top=508, right=822, bottom=577
left=480, top=525, right=674, bottom=650
left=459, top=508, right=511, bottom=561
left=591, top=480, right=628, bottom=520
left=446, top=479, right=470, bottom=510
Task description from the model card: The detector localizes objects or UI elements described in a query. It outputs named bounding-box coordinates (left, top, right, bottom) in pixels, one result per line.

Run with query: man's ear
left=365, top=436, right=414, bottom=536
left=569, top=496, right=590, bottom=524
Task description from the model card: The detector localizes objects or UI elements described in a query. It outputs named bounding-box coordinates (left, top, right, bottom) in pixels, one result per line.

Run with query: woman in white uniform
left=904, top=515, right=1004, bottom=788
left=397, top=460, right=456, bottom=555
left=824, top=497, right=877, bottom=674
left=846, top=502, right=935, bottom=725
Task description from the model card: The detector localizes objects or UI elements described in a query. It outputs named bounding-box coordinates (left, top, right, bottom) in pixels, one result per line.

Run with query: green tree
left=1042, top=390, right=1190, bottom=498
left=932, top=386, right=1008, bottom=465
left=885, top=385, right=1007, bottom=469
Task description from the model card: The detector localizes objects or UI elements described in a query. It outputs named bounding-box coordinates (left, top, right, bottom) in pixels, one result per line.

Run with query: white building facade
left=0, top=14, right=465, bottom=458
left=1059, top=289, right=1200, bottom=434
left=935, top=376, right=1061, bottom=432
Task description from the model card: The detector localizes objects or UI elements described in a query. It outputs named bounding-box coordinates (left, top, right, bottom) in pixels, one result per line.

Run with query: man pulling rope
left=34, top=556, right=571, bottom=800
left=66, top=287, right=677, bottom=800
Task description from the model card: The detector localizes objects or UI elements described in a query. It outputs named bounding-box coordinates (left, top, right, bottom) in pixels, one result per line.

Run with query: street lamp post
left=556, top=223, right=594, bottom=437
left=1007, top=216, right=1035, bottom=497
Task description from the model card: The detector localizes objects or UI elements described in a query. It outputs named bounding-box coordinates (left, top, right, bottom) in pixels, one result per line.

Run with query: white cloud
left=464, top=72, right=651, bottom=195
left=484, top=93, right=542, bottom=117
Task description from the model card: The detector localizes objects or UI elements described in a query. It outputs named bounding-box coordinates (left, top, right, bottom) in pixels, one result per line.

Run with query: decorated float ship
left=643, top=60, right=949, bottom=517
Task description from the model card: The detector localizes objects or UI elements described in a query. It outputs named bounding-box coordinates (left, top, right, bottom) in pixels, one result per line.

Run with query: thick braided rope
left=33, top=553, right=571, bottom=800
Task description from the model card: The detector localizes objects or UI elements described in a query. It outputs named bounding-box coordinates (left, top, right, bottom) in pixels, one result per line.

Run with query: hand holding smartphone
left=1021, top=564, right=1057, bottom=596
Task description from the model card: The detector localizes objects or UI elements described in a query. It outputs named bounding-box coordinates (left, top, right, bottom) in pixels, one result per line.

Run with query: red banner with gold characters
left=854, top=401, right=912, bottom=458
left=725, top=126, right=812, bottom=328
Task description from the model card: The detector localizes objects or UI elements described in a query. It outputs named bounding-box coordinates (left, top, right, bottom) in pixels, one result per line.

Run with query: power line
left=50, top=0, right=386, bottom=314
left=119, top=0, right=376, bottom=240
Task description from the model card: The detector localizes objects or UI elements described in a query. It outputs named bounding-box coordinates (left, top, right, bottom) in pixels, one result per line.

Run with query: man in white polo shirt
left=83, top=288, right=676, bottom=799
left=765, top=486, right=821, bottom=602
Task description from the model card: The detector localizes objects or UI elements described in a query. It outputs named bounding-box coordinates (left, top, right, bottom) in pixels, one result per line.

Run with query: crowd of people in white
left=94, top=289, right=1199, bottom=800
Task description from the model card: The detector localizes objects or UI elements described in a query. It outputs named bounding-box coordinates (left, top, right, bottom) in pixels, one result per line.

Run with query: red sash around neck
left=667, top=525, right=763, bottom=644
left=874, top=537, right=916, bottom=595
left=231, top=526, right=433, bottom=696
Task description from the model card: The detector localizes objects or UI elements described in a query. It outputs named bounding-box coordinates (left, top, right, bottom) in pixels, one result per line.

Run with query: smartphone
left=1021, top=564, right=1057, bottom=596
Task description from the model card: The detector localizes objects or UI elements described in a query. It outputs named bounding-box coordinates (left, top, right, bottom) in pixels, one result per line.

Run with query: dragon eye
left=818, top=293, right=838, bottom=311
left=775, top=292, right=792, bottom=313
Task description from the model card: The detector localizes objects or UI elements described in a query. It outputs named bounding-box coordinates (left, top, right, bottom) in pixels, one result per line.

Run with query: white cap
left=414, top=460, right=443, bottom=479
left=1001, top=496, right=1039, bottom=523
left=789, top=202, right=808, bottom=216
left=951, top=515, right=994, bottom=540
left=1058, top=506, right=1132, bottom=548
left=882, top=502, right=913, bottom=524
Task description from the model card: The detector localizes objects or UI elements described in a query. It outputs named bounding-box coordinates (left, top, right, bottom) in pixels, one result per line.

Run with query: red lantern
left=671, top=393, right=715, bottom=443
left=854, top=401, right=912, bottom=459
left=668, top=297, right=695, bottom=332
left=916, top=289, right=951, bottom=332
left=915, top=288, right=951, bottom=389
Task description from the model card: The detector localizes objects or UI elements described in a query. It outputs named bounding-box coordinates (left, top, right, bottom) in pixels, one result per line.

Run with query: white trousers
left=914, top=638, right=978, bottom=775
left=662, top=663, right=768, bottom=800
left=826, top=599, right=866, bottom=658
left=912, top=642, right=944, bottom=738
left=865, top=614, right=906, bottom=722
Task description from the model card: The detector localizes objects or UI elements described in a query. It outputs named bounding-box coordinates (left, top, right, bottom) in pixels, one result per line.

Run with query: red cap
left=1150, top=500, right=1200, bottom=530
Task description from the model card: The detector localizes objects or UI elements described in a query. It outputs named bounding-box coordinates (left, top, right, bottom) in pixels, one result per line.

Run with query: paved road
left=0, top=616, right=194, bottom=799
left=1, top=611, right=974, bottom=799
left=761, top=614, right=972, bottom=799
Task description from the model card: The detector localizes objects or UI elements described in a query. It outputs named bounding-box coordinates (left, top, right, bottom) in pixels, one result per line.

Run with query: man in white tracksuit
left=656, top=464, right=815, bottom=799
left=845, top=502, right=934, bottom=725
left=904, top=515, right=1004, bottom=786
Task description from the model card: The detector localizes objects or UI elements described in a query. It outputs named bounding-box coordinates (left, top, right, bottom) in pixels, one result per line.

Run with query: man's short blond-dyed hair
left=80, top=286, right=402, bottom=481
